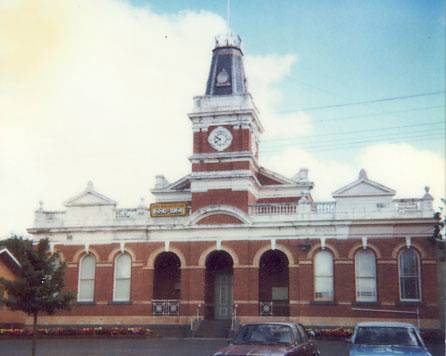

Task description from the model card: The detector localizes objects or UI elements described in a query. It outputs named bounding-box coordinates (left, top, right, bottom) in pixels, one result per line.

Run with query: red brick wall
left=192, top=189, right=250, bottom=212
left=50, top=237, right=440, bottom=328
left=193, top=126, right=251, bottom=154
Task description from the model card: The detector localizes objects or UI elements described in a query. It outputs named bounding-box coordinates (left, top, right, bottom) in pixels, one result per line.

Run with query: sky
left=0, top=0, right=445, bottom=238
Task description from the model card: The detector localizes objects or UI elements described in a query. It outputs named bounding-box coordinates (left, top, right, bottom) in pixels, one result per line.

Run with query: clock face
left=216, top=69, right=230, bottom=86
left=208, top=127, right=233, bottom=151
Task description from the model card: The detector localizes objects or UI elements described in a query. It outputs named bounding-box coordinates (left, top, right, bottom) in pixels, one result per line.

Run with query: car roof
left=355, top=321, right=417, bottom=328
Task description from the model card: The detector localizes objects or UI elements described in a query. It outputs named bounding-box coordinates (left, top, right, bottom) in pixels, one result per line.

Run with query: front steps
left=194, top=319, right=232, bottom=338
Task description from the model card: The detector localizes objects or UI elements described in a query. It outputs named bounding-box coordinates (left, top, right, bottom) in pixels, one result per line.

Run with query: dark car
left=348, top=321, right=432, bottom=356
left=213, top=322, right=320, bottom=356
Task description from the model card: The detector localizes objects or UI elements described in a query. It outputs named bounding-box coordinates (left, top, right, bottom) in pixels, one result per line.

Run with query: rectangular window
left=355, top=251, right=377, bottom=302
left=78, top=254, right=96, bottom=302
left=314, top=251, right=334, bottom=301
left=399, top=249, right=420, bottom=301
left=272, top=287, right=288, bottom=301
left=314, top=276, right=333, bottom=300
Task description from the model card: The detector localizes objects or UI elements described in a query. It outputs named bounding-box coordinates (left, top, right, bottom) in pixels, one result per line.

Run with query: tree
left=0, top=236, right=75, bottom=356
left=432, top=212, right=445, bottom=242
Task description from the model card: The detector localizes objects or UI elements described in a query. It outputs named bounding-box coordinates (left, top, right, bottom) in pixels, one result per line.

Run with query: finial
left=293, top=168, right=309, bottom=182
left=422, top=185, right=433, bottom=201
left=86, top=181, right=94, bottom=192
left=359, top=169, right=368, bottom=180
left=38, top=201, right=44, bottom=211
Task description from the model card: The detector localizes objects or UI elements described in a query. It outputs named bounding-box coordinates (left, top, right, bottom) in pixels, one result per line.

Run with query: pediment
left=333, top=171, right=395, bottom=198
left=64, top=182, right=116, bottom=207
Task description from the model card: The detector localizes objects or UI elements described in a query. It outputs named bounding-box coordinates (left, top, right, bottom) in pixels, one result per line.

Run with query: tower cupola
left=205, top=34, right=248, bottom=96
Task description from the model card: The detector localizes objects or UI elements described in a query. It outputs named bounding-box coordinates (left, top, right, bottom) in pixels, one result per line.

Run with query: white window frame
left=113, top=253, right=132, bottom=302
left=314, top=250, right=334, bottom=301
left=77, top=254, right=96, bottom=302
left=398, top=248, right=421, bottom=302
left=355, top=250, right=377, bottom=302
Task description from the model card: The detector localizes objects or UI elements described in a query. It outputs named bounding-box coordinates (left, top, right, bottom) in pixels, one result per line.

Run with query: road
left=0, top=338, right=443, bottom=356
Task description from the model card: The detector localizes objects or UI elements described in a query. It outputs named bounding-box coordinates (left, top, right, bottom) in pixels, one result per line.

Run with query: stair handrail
left=231, top=303, right=238, bottom=331
left=191, top=303, right=202, bottom=331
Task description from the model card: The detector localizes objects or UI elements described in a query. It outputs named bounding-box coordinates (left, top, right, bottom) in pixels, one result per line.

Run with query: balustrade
left=151, top=299, right=180, bottom=316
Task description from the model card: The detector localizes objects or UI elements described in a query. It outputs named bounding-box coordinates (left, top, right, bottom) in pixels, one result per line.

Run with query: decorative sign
left=150, top=203, right=188, bottom=217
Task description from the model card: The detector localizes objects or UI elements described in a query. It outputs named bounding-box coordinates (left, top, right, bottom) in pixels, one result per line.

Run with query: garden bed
left=0, top=327, right=158, bottom=339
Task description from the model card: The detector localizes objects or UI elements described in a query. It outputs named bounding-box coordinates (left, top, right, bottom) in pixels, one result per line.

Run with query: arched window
left=355, top=250, right=377, bottom=302
left=399, top=249, right=421, bottom=301
left=113, top=253, right=132, bottom=302
left=78, top=254, right=96, bottom=302
left=314, top=250, right=334, bottom=301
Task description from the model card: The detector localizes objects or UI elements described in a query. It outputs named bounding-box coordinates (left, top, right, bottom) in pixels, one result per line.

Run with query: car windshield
left=354, top=327, right=421, bottom=346
left=233, top=324, right=293, bottom=345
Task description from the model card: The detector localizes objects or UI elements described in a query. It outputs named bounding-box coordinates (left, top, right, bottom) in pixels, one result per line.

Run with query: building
left=28, top=34, right=441, bottom=331
left=0, top=248, right=25, bottom=327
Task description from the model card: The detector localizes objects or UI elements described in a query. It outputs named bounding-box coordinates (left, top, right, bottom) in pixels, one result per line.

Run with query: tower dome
left=205, top=33, right=248, bottom=96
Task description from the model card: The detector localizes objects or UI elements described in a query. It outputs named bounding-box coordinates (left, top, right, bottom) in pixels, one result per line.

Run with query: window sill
left=351, top=301, right=379, bottom=306
left=76, top=301, right=96, bottom=306
left=396, top=300, right=422, bottom=306
left=310, top=301, right=336, bottom=306
left=108, top=301, right=132, bottom=305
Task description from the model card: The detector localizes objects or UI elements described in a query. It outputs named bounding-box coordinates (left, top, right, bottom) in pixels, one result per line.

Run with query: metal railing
left=259, top=301, right=273, bottom=316
left=259, top=301, right=289, bottom=316
left=152, top=299, right=180, bottom=316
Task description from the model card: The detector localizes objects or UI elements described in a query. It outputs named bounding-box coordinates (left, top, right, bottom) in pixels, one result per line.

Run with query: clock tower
left=152, top=34, right=313, bottom=224
left=188, top=34, right=265, bottom=219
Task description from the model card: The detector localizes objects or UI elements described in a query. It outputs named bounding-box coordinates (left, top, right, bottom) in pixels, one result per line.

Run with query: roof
left=64, top=181, right=117, bottom=207
left=0, top=248, right=21, bottom=274
left=355, top=321, right=417, bottom=328
left=332, top=169, right=395, bottom=198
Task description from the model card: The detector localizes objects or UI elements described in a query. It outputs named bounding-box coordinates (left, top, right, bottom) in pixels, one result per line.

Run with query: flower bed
left=307, top=327, right=353, bottom=340
left=0, top=327, right=157, bottom=338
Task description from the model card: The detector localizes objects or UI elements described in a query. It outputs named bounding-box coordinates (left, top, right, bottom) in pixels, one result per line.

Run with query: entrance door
left=214, top=273, right=233, bottom=320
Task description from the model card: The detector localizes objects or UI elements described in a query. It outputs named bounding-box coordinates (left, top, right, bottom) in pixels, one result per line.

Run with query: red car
left=213, top=322, right=320, bottom=356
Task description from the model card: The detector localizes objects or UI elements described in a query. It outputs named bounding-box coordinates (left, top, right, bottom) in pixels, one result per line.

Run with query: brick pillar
left=65, top=265, right=78, bottom=297
left=141, top=268, right=154, bottom=301
left=377, top=261, right=398, bottom=303
left=234, top=267, right=258, bottom=316
left=298, top=262, right=313, bottom=302
left=289, top=265, right=300, bottom=316
left=181, top=267, right=205, bottom=317
left=334, top=261, right=355, bottom=303
left=131, top=265, right=145, bottom=301
left=95, top=265, right=113, bottom=302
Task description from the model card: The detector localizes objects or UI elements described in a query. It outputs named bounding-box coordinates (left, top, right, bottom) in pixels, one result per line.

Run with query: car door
left=295, top=324, right=317, bottom=356
left=289, top=324, right=311, bottom=356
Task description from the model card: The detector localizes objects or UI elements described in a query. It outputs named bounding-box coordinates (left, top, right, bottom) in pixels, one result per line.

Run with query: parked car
left=348, top=321, right=432, bottom=356
left=213, top=322, right=320, bottom=356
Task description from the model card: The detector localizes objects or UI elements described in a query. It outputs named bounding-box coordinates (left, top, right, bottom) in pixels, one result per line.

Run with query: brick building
left=28, top=34, right=442, bottom=331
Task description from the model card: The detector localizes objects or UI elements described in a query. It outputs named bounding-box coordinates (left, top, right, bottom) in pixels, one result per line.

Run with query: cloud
left=0, top=0, right=300, bottom=237
left=261, top=143, right=445, bottom=206
left=1, top=0, right=443, bottom=239
left=359, top=143, right=445, bottom=202
left=245, top=54, right=313, bottom=139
